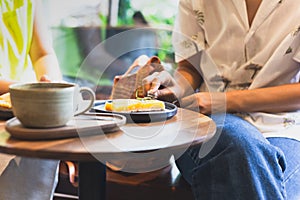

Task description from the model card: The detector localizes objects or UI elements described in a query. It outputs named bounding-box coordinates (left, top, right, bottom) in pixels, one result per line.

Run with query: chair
left=54, top=159, right=193, bottom=200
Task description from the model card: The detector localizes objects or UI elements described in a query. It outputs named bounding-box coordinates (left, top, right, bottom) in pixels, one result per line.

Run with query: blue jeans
left=176, top=114, right=300, bottom=200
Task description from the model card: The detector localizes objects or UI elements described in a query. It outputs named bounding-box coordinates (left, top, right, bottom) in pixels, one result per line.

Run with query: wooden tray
left=5, top=113, right=126, bottom=140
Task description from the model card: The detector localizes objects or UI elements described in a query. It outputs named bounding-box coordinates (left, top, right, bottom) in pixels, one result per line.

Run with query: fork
left=146, top=91, right=157, bottom=99
left=135, top=89, right=156, bottom=100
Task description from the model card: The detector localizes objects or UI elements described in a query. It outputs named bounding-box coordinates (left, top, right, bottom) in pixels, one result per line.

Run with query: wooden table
left=0, top=108, right=216, bottom=200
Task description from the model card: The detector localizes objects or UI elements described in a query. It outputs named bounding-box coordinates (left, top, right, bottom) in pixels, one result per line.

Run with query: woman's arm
left=173, top=57, right=300, bottom=115
left=143, top=53, right=203, bottom=101
left=29, top=0, right=62, bottom=82
left=180, top=81, right=300, bottom=115
left=0, top=1, right=62, bottom=95
left=227, top=83, right=300, bottom=113
left=145, top=54, right=300, bottom=114
left=0, top=80, right=15, bottom=95
left=176, top=53, right=203, bottom=93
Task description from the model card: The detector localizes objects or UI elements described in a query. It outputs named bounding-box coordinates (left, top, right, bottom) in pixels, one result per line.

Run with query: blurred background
left=42, top=0, right=179, bottom=98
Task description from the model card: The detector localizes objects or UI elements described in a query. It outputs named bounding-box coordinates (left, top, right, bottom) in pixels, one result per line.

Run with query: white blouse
left=173, top=0, right=300, bottom=141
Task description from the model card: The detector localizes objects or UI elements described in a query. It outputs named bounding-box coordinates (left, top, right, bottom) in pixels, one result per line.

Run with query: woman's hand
left=180, top=92, right=227, bottom=115
left=142, top=71, right=183, bottom=102
left=39, top=75, right=51, bottom=82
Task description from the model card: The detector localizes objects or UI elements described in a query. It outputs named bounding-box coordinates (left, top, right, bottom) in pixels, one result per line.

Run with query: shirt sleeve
left=172, top=0, right=205, bottom=63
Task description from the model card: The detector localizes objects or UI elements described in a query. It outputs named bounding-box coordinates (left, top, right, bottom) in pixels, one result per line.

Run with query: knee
left=207, top=114, right=267, bottom=156
left=218, top=114, right=264, bottom=140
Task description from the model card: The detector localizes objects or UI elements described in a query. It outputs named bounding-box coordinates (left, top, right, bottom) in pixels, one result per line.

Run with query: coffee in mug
left=9, top=82, right=95, bottom=128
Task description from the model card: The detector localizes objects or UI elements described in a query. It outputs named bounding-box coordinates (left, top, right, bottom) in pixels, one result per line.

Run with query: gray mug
left=9, top=82, right=95, bottom=128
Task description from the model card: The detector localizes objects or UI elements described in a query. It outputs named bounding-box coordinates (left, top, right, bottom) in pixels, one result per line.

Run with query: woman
left=0, top=0, right=62, bottom=199
left=143, top=0, right=300, bottom=199
left=0, top=0, right=62, bottom=93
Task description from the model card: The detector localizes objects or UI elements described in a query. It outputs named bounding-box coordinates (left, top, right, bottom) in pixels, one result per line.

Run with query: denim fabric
left=268, top=138, right=300, bottom=200
left=176, top=114, right=300, bottom=200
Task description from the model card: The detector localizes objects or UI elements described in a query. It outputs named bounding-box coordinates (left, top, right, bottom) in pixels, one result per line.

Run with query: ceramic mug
left=9, top=82, right=95, bottom=128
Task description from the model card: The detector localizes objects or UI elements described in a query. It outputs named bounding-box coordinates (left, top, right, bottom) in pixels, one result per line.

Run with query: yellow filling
left=0, top=93, right=12, bottom=109
left=105, top=99, right=165, bottom=112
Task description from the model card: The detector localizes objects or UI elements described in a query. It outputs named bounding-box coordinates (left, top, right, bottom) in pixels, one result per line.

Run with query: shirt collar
left=231, top=0, right=282, bottom=30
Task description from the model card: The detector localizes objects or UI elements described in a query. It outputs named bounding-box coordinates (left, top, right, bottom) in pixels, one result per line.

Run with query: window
left=44, top=0, right=178, bottom=87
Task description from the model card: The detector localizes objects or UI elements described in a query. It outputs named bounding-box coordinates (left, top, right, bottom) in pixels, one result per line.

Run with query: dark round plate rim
left=91, top=100, right=177, bottom=123
left=0, top=107, right=14, bottom=120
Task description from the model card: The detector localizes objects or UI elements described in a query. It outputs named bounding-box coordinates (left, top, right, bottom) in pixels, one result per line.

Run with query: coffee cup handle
left=74, top=87, right=95, bottom=116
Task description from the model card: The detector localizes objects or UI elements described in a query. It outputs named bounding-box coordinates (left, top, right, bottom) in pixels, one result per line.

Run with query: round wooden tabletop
left=0, top=108, right=216, bottom=162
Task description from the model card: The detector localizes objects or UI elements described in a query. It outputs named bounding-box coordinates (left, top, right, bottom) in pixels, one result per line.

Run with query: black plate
left=0, top=107, right=14, bottom=120
left=91, top=100, right=178, bottom=123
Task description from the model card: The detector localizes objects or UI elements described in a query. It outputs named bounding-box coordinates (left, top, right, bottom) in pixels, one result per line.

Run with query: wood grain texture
left=0, top=108, right=216, bottom=162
